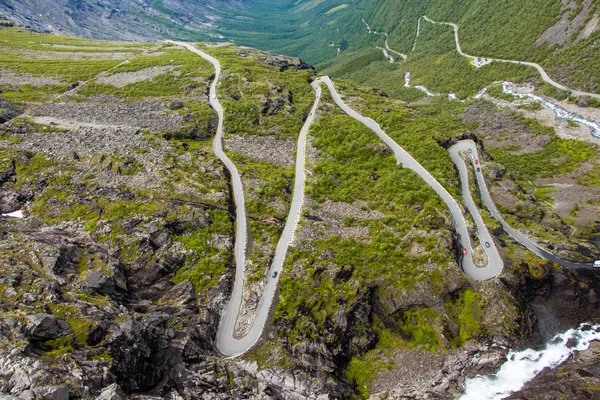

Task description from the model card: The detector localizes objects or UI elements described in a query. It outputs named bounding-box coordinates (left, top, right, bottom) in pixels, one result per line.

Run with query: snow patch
left=1, top=210, right=24, bottom=218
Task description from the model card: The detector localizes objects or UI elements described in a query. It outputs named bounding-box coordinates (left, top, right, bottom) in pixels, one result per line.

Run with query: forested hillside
left=215, top=0, right=600, bottom=96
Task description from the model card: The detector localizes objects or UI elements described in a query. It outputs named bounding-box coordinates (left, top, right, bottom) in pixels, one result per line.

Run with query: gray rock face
left=0, top=99, right=22, bottom=124
left=95, top=384, right=126, bottom=400
left=32, top=386, right=69, bottom=400
left=23, top=314, right=70, bottom=340
left=265, top=54, right=314, bottom=72
left=0, top=0, right=244, bottom=42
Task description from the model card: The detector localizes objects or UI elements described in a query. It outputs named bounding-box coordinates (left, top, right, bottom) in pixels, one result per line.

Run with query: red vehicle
left=462, top=247, right=468, bottom=255
left=474, top=159, right=479, bottom=164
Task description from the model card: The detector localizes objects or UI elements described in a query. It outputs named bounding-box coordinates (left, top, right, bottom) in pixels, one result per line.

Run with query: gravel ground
left=96, top=66, right=178, bottom=87
left=0, top=69, right=62, bottom=87
left=225, top=134, right=297, bottom=168
left=31, top=100, right=183, bottom=132
left=7, top=126, right=145, bottom=157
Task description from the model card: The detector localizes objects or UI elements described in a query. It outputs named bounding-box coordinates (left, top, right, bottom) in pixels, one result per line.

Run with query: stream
left=502, top=82, right=600, bottom=138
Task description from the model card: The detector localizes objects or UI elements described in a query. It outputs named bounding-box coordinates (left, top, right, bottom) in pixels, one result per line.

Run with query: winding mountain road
left=449, top=140, right=597, bottom=270
left=362, top=18, right=407, bottom=62
left=166, top=40, right=320, bottom=357
left=360, top=14, right=600, bottom=99
left=420, top=16, right=600, bottom=100
left=168, top=40, right=595, bottom=358
left=316, top=77, right=503, bottom=281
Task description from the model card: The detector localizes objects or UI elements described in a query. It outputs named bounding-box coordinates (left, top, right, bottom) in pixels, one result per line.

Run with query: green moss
left=454, top=288, right=482, bottom=345
left=346, top=350, right=395, bottom=398
left=48, top=303, right=94, bottom=344
left=396, top=307, right=445, bottom=350
left=91, top=349, right=114, bottom=362
left=15, top=153, right=56, bottom=176
left=43, top=336, right=74, bottom=357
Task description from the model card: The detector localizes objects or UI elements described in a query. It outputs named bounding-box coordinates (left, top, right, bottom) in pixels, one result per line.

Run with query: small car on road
left=272, top=271, right=278, bottom=278
left=462, top=248, right=468, bottom=255
left=485, top=242, right=491, bottom=248
left=594, top=260, right=600, bottom=268
left=474, top=159, right=479, bottom=164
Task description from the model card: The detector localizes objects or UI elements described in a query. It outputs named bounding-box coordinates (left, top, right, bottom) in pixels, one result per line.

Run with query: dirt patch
left=225, top=134, right=297, bottom=168
left=294, top=198, right=383, bottom=245
left=318, top=199, right=384, bottom=221
left=0, top=69, right=62, bottom=87
left=462, top=102, right=552, bottom=154
left=96, top=66, right=178, bottom=88
left=31, top=100, right=183, bottom=132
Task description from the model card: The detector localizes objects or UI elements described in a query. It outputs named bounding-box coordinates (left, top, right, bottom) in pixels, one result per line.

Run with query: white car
left=594, top=260, right=600, bottom=268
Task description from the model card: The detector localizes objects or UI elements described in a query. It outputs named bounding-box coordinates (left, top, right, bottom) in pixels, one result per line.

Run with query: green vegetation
left=346, top=351, right=395, bottom=398
left=79, top=47, right=214, bottom=100
left=488, top=138, right=595, bottom=181
left=172, top=210, right=233, bottom=293
left=211, top=0, right=599, bottom=97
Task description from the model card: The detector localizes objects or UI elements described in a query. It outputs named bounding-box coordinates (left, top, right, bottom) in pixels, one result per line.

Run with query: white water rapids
left=461, top=323, right=600, bottom=400
left=502, top=82, right=600, bottom=138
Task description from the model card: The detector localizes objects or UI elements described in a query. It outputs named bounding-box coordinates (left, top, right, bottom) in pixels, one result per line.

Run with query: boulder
left=52, top=245, right=81, bottom=275
left=24, top=314, right=70, bottom=340
left=17, top=391, right=35, bottom=400
left=0, top=98, right=23, bottom=124
left=167, top=101, right=184, bottom=111
left=160, top=281, right=195, bottom=306
left=95, top=383, right=126, bottom=400
left=81, top=259, right=127, bottom=297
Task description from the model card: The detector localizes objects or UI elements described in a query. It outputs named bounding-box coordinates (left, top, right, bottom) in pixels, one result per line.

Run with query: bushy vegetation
left=488, top=138, right=595, bottom=181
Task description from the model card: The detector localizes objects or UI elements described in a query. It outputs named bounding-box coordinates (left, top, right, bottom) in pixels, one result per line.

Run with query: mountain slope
left=214, top=0, right=600, bottom=96
left=3, top=0, right=598, bottom=96
left=0, top=0, right=245, bottom=41
left=1, top=25, right=600, bottom=399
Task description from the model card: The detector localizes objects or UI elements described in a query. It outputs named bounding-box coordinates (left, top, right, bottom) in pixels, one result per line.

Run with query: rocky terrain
left=506, top=339, right=600, bottom=400
left=1, top=26, right=600, bottom=400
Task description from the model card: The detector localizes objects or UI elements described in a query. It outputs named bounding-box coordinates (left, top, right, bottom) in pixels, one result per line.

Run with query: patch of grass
left=346, top=350, right=395, bottom=398
left=171, top=210, right=233, bottom=293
